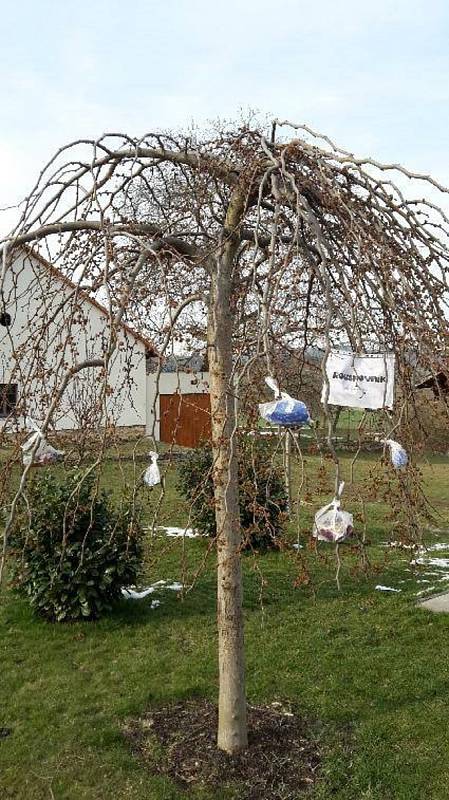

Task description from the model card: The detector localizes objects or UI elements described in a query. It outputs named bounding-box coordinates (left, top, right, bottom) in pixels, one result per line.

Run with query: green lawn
left=1, top=452, right=449, bottom=799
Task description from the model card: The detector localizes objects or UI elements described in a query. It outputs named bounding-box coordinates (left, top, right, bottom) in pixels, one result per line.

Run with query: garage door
left=159, top=392, right=211, bottom=448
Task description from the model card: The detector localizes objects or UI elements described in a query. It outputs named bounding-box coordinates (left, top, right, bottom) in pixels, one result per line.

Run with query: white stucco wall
left=146, top=370, right=210, bottom=439
left=0, top=250, right=148, bottom=430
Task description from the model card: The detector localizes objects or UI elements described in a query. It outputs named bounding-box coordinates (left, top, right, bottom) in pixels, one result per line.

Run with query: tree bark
left=283, top=430, right=292, bottom=515
left=207, top=189, right=248, bottom=755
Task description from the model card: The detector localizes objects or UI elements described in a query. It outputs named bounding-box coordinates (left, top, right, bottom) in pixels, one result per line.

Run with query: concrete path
left=418, top=591, right=449, bottom=613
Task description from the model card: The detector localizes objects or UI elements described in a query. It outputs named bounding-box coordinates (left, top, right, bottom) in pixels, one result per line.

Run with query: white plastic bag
left=259, top=376, right=311, bottom=427
left=21, top=418, right=64, bottom=466
left=313, top=482, right=354, bottom=543
left=381, top=438, right=408, bottom=469
left=144, top=451, right=161, bottom=487
left=321, top=351, right=395, bottom=410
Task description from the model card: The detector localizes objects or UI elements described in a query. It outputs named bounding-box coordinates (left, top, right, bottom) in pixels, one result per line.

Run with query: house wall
left=0, top=250, right=147, bottom=430
left=146, top=371, right=210, bottom=440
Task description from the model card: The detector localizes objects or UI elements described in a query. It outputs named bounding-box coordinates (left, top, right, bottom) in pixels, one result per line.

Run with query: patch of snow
left=157, top=526, right=201, bottom=538
left=247, top=429, right=277, bottom=437
left=383, top=541, right=449, bottom=554
left=382, top=541, right=417, bottom=550
left=122, top=580, right=184, bottom=601
left=375, top=585, right=401, bottom=593
left=413, top=557, right=449, bottom=569
left=409, top=548, right=449, bottom=597
left=165, top=582, right=183, bottom=591
left=121, top=586, right=155, bottom=600
left=380, top=539, right=449, bottom=598
left=425, top=543, right=449, bottom=553
left=292, top=543, right=303, bottom=550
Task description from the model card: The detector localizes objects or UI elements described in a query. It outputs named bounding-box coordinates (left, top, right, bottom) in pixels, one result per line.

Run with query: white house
left=0, top=248, right=210, bottom=444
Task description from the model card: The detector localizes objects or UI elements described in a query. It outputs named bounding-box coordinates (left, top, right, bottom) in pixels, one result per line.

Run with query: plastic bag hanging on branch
left=21, top=418, right=65, bottom=467
left=313, top=482, right=354, bottom=543
left=322, top=351, right=395, bottom=410
left=381, top=438, right=408, bottom=469
left=144, top=451, right=161, bottom=487
left=259, top=376, right=311, bottom=427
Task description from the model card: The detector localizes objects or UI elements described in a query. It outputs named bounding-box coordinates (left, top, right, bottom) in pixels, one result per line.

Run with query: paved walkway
left=418, top=591, right=449, bottom=613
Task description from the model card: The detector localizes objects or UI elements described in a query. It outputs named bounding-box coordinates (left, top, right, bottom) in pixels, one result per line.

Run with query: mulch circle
left=124, top=699, right=321, bottom=799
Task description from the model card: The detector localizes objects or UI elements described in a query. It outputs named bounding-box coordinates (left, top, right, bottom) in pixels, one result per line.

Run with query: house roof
left=162, top=353, right=207, bottom=373
left=21, top=246, right=157, bottom=355
left=415, top=371, right=448, bottom=391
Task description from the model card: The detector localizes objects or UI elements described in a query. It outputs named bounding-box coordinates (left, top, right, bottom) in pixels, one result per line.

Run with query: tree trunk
left=207, top=191, right=248, bottom=755
left=283, top=430, right=292, bottom=515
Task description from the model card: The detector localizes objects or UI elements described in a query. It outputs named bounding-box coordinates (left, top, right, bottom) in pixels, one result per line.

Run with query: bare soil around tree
left=124, top=699, right=322, bottom=799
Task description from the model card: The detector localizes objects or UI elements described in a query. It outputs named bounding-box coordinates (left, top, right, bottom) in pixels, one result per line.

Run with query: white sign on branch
left=321, top=351, right=395, bottom=410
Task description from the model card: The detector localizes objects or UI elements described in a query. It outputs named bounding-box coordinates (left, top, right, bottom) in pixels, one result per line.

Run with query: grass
left=1, top=450, right=449, bottom=799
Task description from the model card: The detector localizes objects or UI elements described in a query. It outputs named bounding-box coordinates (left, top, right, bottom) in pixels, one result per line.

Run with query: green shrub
left=177, top=437, right=287, bottom=550
left=10, top=470, right=143, bottom=621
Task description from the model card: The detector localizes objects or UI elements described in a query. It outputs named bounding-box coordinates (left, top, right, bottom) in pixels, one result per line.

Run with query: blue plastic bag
left=382, top=438, right=408, bottom=469
left=259, top=377, right=311, bottom=427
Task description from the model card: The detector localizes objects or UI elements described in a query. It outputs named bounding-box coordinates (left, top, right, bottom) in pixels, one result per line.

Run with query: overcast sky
left=1, top=0, right=449, bottom=227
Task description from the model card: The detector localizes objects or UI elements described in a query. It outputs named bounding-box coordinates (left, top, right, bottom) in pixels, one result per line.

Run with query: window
left=0, top=384, right=18, bottom=418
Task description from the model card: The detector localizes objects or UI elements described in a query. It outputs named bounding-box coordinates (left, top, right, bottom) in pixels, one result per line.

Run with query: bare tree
left=1, top=120, right=449, bottom=754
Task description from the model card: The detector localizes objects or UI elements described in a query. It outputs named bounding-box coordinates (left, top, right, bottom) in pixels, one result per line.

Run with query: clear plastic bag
left=259, top=376, right=311, bottom=427
left=21, top=418, right=64, bottom=466
left=313, top=482, right=354, bottom=543
left=144, top=451, right=161, bottom=487
left=382, top=438, right=408, bottom=469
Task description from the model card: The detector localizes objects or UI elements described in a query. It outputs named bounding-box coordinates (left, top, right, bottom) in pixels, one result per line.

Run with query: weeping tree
left=1, top=120, right=449, bottom=754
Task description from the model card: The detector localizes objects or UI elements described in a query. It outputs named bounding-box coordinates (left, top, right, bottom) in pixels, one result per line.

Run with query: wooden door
left=160, top=392, right=211, bottom=448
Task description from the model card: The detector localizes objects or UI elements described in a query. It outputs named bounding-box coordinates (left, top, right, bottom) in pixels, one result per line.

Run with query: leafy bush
left=10, top=470, right=143, bottom=621
left=177, top=437, right=287, bottom=549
